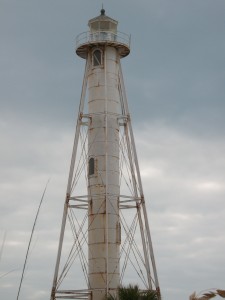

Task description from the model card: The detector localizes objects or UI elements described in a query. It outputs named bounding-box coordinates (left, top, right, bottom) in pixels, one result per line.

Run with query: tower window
left=89, top=157, right=95, bottom=176
left=92, top=49, right=102, bottom=67
left=116, top=222, right=121, bottom=244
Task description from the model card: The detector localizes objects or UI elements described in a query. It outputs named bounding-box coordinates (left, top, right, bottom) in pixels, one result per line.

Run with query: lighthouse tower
left=50, top=9, right=160, bottom=300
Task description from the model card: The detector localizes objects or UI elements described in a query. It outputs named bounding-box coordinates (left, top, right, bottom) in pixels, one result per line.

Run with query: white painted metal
left=50, top=9, right=161, bottom=300
left=87, top=45, right=120, bottom=300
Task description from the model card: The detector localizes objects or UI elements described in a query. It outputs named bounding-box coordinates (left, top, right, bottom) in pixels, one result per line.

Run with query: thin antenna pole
left=0, top=269, right=19, bottom=280
left=0, top=231, right=7, bottom=264
left=16, top=179, right=50, bottom=300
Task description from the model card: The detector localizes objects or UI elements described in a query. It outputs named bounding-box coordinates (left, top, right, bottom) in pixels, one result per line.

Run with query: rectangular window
left=89, top=157, right=95, bottom=176
left=93, top=49, right=102, bottom=67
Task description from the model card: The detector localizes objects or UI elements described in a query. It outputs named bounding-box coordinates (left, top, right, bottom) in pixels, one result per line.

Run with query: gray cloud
left=1, top=1, right=225, bottom=300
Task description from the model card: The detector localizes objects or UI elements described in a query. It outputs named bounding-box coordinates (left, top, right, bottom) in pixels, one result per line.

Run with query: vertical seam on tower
left=104, top=45, right=109, bottom=296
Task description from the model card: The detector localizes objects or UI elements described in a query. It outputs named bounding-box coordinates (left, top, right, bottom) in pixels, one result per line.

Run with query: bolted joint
left=66, top=193, right=70, bottom=204
left=79, top=112, right=83, bottom=120
left=141, top=195, right=145, bottom=204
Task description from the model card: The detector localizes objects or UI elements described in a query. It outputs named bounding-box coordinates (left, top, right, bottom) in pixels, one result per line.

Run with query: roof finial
left=101, top=4, right=105, bottom=15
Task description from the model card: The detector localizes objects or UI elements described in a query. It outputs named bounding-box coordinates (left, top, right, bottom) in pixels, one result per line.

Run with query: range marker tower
left=50, top=9, right=160, bottom=300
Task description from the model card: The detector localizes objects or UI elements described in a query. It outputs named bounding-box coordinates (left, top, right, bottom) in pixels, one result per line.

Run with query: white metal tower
left=50, top=9, right=160, bottom=300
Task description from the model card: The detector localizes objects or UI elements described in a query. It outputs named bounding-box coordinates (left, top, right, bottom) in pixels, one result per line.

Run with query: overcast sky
left=1, top=1, right=225, bottom=300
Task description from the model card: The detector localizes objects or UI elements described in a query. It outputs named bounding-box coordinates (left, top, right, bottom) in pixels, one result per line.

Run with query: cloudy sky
left=1, top=0, right=225, bottom=299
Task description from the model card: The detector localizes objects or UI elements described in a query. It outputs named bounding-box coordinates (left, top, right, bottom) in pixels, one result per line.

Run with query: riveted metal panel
left=88, top=228, right=105, bottom=243
left=88, top=45, right=120, bottom=299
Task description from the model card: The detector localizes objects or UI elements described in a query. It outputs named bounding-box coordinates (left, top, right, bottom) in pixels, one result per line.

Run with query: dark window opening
left=93, top=49, right=102, bottom=66
left=89, top=157, right=95, bottom=176
left=116, top=222, right=121, bottom=244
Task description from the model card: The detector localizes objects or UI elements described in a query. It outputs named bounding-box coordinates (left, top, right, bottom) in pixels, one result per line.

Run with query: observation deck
left=76, top=30, right=131, bottom=59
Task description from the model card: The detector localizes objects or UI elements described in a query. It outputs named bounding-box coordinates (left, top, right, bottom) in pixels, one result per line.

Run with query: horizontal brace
left=120, top=205, right=137, bottom=209
left=120, top=199, right=141, bottom=203
left=69, top=205, right=88, bottom=210
left=56, top=289, right=91, bottom=294
left=69, top=198, right=89, bottom=203
left=55, top=296, right=88, bottom=300
left=70, top=195, right=89, bottom=199
left=80, top=122, right=89, bottom=126
left=119, top=195, right=142, bottom=200
left=117, top=115, right=129, bottom=120
left=81, top=114, right=91, bottom=119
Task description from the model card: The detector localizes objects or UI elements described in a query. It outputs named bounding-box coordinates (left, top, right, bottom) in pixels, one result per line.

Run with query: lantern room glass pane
left=91, top=22, right=99, bottom=31
left=100, top=21, right=110, bottom=30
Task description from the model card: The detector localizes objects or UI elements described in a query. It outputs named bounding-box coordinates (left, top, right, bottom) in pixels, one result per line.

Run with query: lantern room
left=88, top=8, right=118, bottom=33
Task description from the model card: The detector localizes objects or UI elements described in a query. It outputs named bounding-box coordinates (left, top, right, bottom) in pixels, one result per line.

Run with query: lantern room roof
left=88, top=9, right=118, bottom=27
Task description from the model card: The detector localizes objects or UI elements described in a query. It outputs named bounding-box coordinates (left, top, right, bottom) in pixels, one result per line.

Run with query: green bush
left=105, top=284, right=159, bottom=300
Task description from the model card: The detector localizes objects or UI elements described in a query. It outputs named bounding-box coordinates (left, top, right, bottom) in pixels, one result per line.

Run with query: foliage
left=140, top=289, right=159, bottom=300
left=189, top=289, right=225, bottom=300
left=117, top=284, right=139, bottom=300
left=105, top=284, right=159, bottom=300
